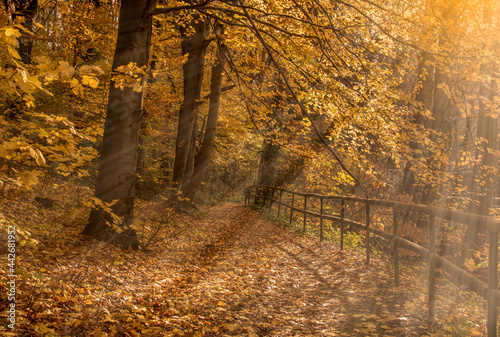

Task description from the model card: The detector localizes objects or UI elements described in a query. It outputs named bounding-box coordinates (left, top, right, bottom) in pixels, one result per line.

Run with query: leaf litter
left=0, top=193, right=489, bottom=336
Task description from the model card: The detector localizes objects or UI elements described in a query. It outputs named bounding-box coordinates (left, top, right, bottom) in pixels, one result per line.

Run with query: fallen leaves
left=0, top=190, right=491, bottom=336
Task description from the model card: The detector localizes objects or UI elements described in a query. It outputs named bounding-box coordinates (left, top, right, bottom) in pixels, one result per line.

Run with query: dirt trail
left=157, top=204, right=435, bottom=336
left=11, top=202, right=456, bottom=336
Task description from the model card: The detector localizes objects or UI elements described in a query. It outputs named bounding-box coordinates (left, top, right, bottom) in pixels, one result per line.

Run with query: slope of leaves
left=0, top=181, right=490, bottom=336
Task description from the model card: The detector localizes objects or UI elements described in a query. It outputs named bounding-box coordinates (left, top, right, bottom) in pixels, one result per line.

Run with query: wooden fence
left=244, top=185, right=500, bottom=336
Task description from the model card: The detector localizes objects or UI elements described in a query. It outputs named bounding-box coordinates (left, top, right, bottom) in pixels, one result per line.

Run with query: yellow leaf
left=69, top=78, right=79, bottom=88
left=59, top=61, right=75, bottom=80
left=464, top=258, right=477, bottom=272
left=4, top=27, right=21, bottom=38
left=72, top=84, right=84, bottom=96
left=34, top=22, right=45, bottom=30
left=81, top=75, right=90, bottom=86
left=222, top=323, right=239, bottom=332
left=17, top=69, right=28, bottom=83
left=35, top=149, right=46, bottom=166
left=18, top=171, right=39, bottom=189
left=88, top=77, right=99, bottom=88
left=60, top=2, right=70, bottom=15
left=28, top=146, right=37, bottom=159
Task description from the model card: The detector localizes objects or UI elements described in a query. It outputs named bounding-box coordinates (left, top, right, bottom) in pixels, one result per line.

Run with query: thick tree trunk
left=183, top=40, right=227, bottom=203
left=172, top=15, right=209, bottom=191
left=83, top=0, right=156, bottom=249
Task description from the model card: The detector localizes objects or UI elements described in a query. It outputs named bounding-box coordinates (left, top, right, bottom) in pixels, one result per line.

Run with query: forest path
left=156, top=203, right=434, bottom=336
left=11, top=202, right=451, bottom=336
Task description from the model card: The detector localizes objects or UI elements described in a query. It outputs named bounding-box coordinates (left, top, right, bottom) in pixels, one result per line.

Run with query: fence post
left=340, top=200, right=345, bottom=251
left=393, top=207, right=399, bottom=287
left=488, top=229, right=498, bottom=337
left=290, top=193, right=295, bottom=226
left=303, top=195, right=308, bottom=232
left=320, top=197, right=324, bottom=241
left=429, top=215, right=436, bottom=322
left=277, top=190, right=283, bottom=218
left=366, top=203, right=371, bottom=265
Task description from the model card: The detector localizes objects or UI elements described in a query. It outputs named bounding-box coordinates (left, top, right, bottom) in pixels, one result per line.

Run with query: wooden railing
left=244, top=185, right=500, bottom=336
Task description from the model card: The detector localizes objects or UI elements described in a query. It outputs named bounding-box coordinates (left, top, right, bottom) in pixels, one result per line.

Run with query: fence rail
left=244, top=185, right=500, bottom=336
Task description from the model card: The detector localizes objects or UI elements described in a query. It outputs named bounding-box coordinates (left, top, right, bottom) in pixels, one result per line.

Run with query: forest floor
left=0, top=187, right=489, bottom=336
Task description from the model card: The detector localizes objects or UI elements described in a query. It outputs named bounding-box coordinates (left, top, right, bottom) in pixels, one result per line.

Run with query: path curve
left=157, top=203, right=435, bottom=336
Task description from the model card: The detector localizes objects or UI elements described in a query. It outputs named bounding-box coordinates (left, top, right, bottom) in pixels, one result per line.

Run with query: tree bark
left=183, top=38, right=227, bottom=203
left=463, top=44, right=498, bottom=256
left=5, top=0, right=38, bottom=64
left=172, top=15, right=209, bottom=191
left=183, top=115, right=198, bottom=190
left=254, top=139, right=281, bottom=205
left=83, top=0, right=156, bottom=249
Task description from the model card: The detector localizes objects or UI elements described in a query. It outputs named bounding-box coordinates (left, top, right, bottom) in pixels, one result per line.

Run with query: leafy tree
left=182, top=23, right=228, bottom=204
left=172, top=12, right=209, bottom=194
left=83, top=0, right=157, bottom=249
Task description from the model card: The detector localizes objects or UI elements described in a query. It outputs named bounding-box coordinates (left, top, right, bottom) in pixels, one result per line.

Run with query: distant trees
left=172, top=14, right=209, bottom=194
left=182, top=25, right=228, bottom=203
left=399, top=0, right=457, bottom=204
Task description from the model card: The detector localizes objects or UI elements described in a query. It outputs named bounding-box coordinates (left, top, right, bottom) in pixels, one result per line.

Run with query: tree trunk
left=172, top=15, right=209, bottom=191
left=182, top=115, right=199, bottom=190
left=466, top=45, right=498, bottom=222
left=254, top=139, right=280, bottom=205
left=463, top=53, right=498, bottom=256
left=462, top=4, right=498, bottom=257
left=6, top=0, right=38, bottom=64
left=183, top=39, right=227, bottom=203
left=399, top=1, right=456, bottom=204
left=83, top=0, right=156, bottom=249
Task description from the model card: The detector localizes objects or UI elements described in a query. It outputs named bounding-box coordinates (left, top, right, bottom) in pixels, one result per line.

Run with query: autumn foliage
left=0, top=0, right=499, bottom=336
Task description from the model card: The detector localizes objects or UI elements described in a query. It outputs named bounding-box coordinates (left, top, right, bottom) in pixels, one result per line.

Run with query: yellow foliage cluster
left=0, top=5, right=109, bottom=189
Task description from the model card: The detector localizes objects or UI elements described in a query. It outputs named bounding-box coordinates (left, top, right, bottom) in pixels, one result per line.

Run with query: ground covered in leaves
left=0, top=184, right=490, bottom=336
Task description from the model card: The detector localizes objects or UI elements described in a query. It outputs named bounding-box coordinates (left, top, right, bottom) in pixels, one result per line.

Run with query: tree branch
left=151, top=0, right=212, bottom=16
left=238, top=0, right=369, bottom=196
